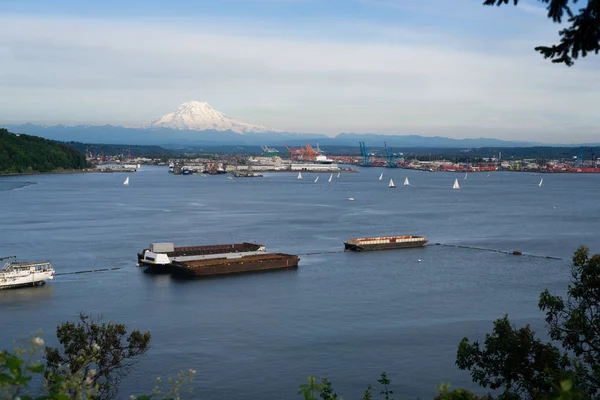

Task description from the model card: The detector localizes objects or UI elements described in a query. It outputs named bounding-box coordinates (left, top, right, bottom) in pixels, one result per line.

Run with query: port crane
left=359, top=141, right=372, bottom=166
left=284, top=144, right=320, bottom=161
left=383, top=142, right=400, bottom=168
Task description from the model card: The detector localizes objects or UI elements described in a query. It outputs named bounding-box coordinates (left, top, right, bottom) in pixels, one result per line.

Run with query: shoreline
left=0, top=168, right=132, bottom=178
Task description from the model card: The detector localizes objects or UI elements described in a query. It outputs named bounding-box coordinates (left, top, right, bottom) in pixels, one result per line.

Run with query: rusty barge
left=170, top=252, right=300, bottom=278
left=344, top=236, right=428, bottom=251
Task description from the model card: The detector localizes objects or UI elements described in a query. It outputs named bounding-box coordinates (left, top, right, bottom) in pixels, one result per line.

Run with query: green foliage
left=44, top=313, right=152, bottom=400
left=377, top=372, right=394, bottom=400
left=299, top=376, right=334, bottom=400
left=483, top=0, right=600, bottom=66
left=456, top=315, right=570, bottom=399
left=362, top=384, right=373, bottom=400
left=539, top=246, right=600, bottom=397
left=0, top=321, right=193, bottom=400
left=0, top=334, right=98, bottom=400
left=0, top=129, right=87, bottom=174
left=434, top=383, right=491, bottom=400
left=134, top=369, right=197, bottom=400
left=457, top=246, right=600, bottom=399
left=299, top=373, right=402, bottom=400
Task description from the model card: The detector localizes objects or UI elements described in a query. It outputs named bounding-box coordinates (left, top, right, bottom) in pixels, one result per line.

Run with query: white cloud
left=517, top=3, right=548, bottom=17
left=0, top=13, right=598, bottom=142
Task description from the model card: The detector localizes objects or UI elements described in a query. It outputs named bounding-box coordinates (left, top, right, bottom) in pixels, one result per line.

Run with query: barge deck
left=171, top=252, right=300, bottom=278
left=344, top=236, right=428, bottom=251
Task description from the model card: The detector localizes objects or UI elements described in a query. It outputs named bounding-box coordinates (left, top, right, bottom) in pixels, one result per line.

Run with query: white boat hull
left=0, top=270, right=54, bottom=289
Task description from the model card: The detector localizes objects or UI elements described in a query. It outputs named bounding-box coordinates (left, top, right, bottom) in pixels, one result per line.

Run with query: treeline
left=0, top=129, right=87, bottom=174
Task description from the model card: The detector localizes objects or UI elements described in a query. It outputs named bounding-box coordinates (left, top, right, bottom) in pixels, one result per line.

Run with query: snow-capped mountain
left=148, top=101, right=278, bottom=134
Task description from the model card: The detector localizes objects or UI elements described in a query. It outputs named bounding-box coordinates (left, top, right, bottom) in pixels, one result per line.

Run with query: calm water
left=1, top=167, right=599, bottom=399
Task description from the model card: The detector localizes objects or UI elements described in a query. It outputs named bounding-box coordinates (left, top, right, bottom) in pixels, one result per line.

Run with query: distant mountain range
left=3, top=101, right=594, bottom=148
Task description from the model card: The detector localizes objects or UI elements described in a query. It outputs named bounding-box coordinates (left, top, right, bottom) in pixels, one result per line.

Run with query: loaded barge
left=344, top=236, right=428, bottom=252
left=137, top=242, right=265, bottom=267
left=137, top=242, right=299, bottom=277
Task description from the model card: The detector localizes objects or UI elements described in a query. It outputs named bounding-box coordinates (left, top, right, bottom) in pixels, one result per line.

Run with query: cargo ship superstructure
left=344, top=236, right=428, bottom=251
left=0, top=258, right=55, bottom=289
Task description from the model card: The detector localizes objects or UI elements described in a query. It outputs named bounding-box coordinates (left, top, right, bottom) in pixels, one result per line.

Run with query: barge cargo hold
left=137, top=242, right=265, bottom=267
left=170, top=253, right=300, bottom=278
left=344, top=236, right=428, bottom=252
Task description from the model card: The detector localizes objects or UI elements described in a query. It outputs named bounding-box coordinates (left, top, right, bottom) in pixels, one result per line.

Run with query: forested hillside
left=0, top=128, right=87, bottom=173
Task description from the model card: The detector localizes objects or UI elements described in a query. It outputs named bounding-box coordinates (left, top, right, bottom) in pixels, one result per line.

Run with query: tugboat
left=0, top=256, right=55, bottom=289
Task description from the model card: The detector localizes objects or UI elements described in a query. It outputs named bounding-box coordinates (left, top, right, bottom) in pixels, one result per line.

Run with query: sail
left=404, top=177, right=410, bottom=186
left=314, top=176, right=319, bottom=183
left=337, top=172, right=340, bottom=178
left=123, top=177, right=129, bottom=186
left=328, top=174, right=333, bottom=182
left=539, top=178, right=543, bottom=187
left=389, top=178, right=395, bottom=188
left=464, top=172, right=468, bottom=179
left=379, top=173, right=383, bottom=180
left=297, top=172, right=302, bottom=180
left=453, top=178, right=460, bottom=189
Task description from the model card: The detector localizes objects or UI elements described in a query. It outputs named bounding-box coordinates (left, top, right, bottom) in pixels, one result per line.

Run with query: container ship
left=344, top=236, right=428, bottom=251
left=0, top=257, right=55, bottom=289
left=170, top=252, right=300, bottom=278
left=137, top=242, right=265, bottom=267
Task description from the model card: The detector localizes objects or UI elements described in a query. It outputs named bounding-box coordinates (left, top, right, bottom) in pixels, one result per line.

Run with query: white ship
left=0, top=257, right=55, bottom=289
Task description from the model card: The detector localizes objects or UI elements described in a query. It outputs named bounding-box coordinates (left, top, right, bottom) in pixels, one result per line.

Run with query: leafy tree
left=44, top=313, right=151, bottom=400
left=456, top=316, right=571, bottom=399
left=483, top=0, right=600, bottom=66
left=539, top=246, right=600, bottom=396
left=457, top=246, right=600, bottom=399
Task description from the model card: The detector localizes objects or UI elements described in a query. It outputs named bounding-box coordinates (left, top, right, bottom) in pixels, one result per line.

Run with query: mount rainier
left=148, top=101, right=279, bottom=134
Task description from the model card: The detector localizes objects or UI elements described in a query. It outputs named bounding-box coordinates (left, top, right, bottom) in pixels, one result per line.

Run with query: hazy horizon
left=1, top=0, right=599, bottom=142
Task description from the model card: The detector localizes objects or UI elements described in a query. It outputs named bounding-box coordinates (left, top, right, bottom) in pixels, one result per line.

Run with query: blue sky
left=1, top=0, right=598, bottom=142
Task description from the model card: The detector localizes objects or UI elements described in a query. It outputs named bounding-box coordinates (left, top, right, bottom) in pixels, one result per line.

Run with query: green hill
left=0, top=128, right=88, bottom=174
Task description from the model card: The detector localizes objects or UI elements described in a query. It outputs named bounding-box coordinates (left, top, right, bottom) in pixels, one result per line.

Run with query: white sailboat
left=464, top=172, right=468, bottom=179
left=538, top=178, right=543, bottom=187
left=388, top=178, right=396, bottom=188
left=379, top=173, right=383, bottom=181
left=297, top=172, right=303, bottom=180
left=328, top=174, right=333, bottom=182
left=404, top=177, right=410, bottom=186
left=337, top=172, right=340, bottom=178
left=314, top=176, right=319, bottom=183
left=453, top=178, right=460, bottom=190
left=123, top=177, right=129, bottom=186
